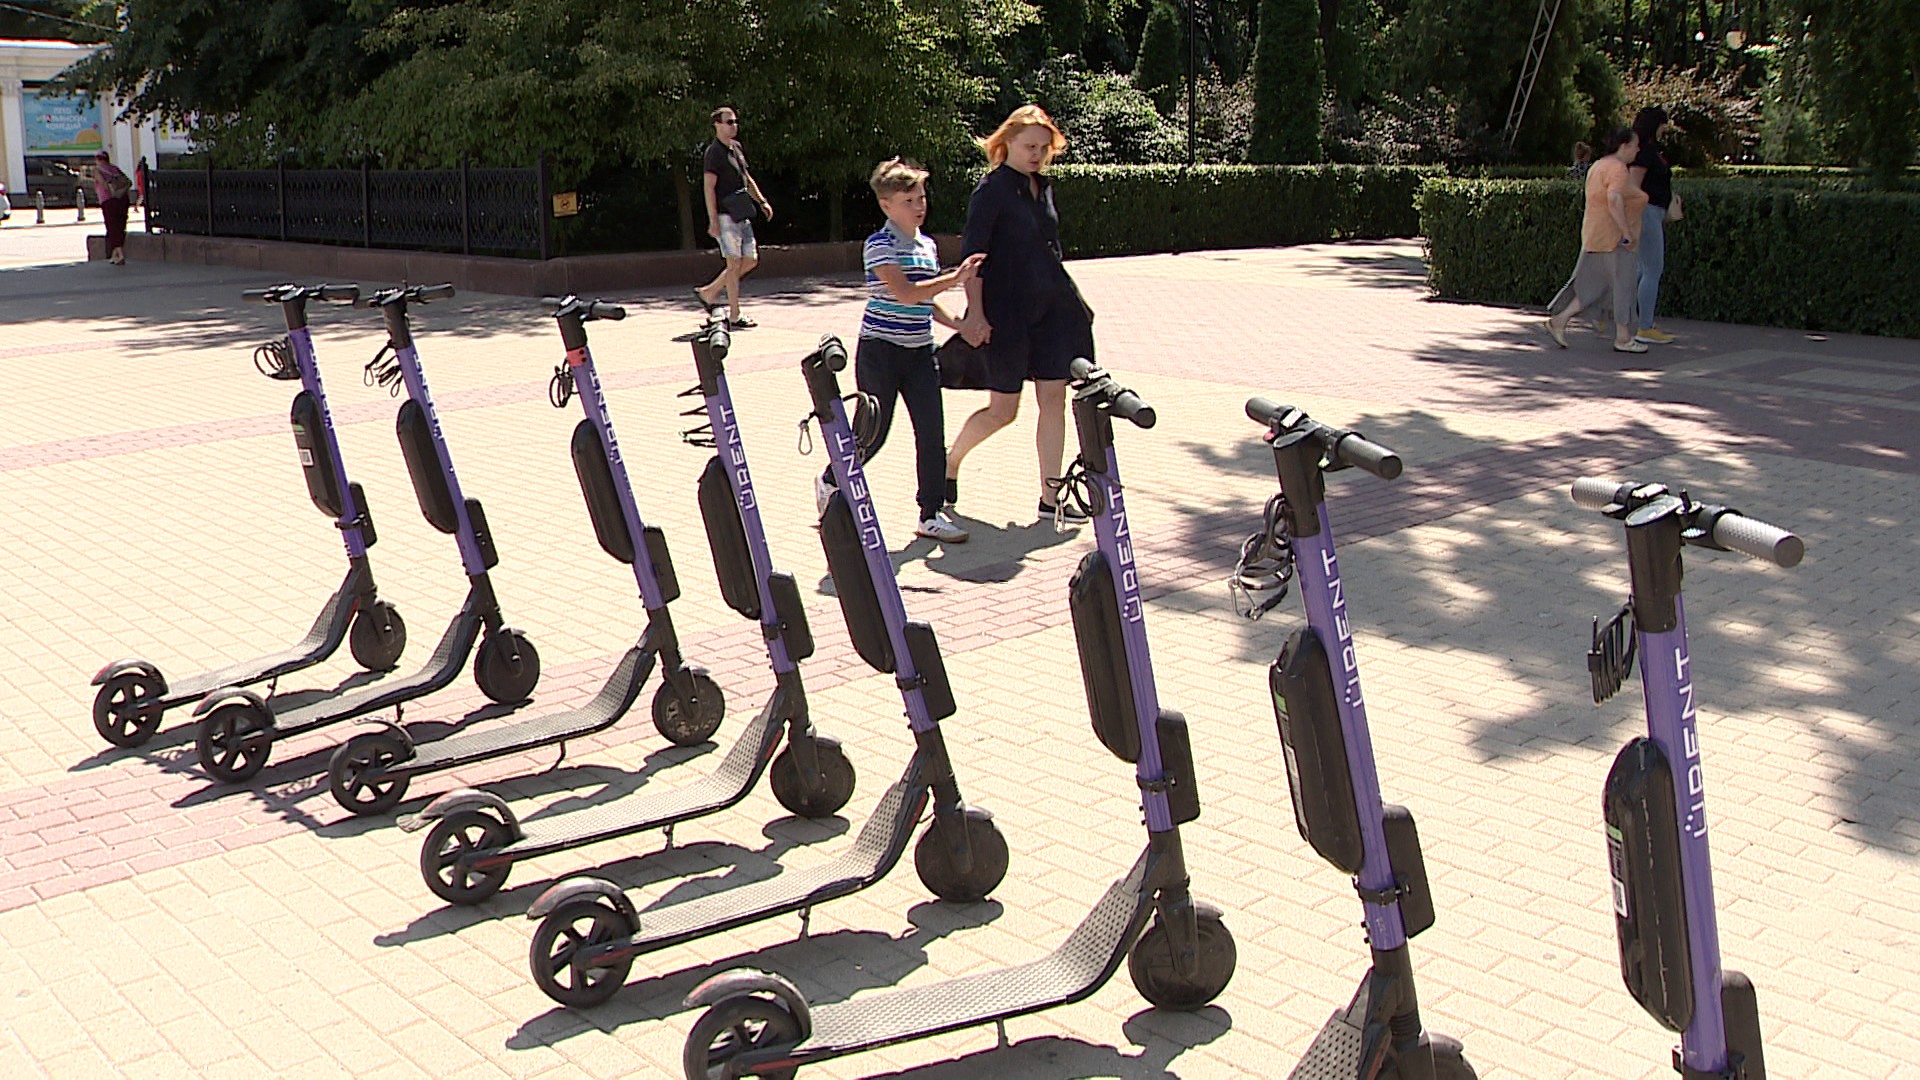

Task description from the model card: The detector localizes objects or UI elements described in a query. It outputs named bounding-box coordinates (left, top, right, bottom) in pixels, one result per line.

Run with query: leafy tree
left=1032, top=54, right=1183, bottom=161
left=1796, top=0, right=1920, bottom=184
left=1133, top=0, right=1185, bottom=113
left=1249, top=0, right=1322, bottom=161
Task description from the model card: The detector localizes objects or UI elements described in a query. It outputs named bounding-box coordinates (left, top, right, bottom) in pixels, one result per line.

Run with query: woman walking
left=945, top=104, right=1096, bottom=523
left=1546, top=128, right=1649, bottom=354
left=1629, top=107, right=1678, bottom=344
left=94, top=151, right=133, bottom=266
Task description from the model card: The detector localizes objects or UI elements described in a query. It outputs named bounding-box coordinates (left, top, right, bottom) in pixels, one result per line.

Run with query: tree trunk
left=673, top=163, right=696, bottom=250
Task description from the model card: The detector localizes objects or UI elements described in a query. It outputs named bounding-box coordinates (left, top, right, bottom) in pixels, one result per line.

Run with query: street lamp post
left=1186, top=0, right=1196, bottom=166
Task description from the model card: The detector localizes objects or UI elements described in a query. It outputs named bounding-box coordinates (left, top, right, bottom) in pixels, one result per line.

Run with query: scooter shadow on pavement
left=815, top=514, right=1083, bottom=598
left=373, top=814, right=854, bottom=947
left=505, top=895, right=1006, bottom=1049
left=860, top=1006, right=1232, bottom=1080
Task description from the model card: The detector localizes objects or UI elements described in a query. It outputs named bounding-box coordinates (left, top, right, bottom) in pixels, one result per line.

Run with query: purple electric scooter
left=1573, top=477, right=1801, bottom=1080
left=192, top=284, right=540, bottom=784
left=1236, top=399, right=1474, bottom=1079
left=400, top=307, right=851, bottom=905
left=520, top=335, right=1006, bottom=1009
left=675, top=358, right=1235, bottom=1079
left=90, top=283, right=406, bottom=748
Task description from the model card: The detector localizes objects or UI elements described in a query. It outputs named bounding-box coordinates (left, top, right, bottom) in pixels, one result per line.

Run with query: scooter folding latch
left=1136, top=774, right=1172, bottom=795
left=1671, top=1047, right=1742, bottom=1080
left=1354, top=876, right=1411, bottom=907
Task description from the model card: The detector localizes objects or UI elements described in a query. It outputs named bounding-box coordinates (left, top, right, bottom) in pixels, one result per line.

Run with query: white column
left=1, top=79, right=24, bottom=199
left=111, top=97, right=135, bottom=166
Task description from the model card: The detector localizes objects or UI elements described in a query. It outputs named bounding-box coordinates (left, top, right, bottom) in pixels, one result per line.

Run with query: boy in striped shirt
left=819, top=158, right=983, bottom=542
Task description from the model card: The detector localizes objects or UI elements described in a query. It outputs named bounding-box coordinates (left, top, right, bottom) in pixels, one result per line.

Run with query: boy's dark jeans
left=825, top=336, right=946, bottom=522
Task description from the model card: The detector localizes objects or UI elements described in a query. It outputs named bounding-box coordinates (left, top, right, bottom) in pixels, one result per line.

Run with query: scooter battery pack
left=347, top=482, right=377, bottom=546
left=642, top=526, right=679, bottom=603
left=767, top=571, right=814, bottom=661
left=697, top=456, right=760, bottom=620
left=1604, top=736, right=1694, bottom=1032
left=397, top=400, right=458, bottom=535
left=570, top=420, right=634, bottom=564
left=1272, top=629, right=1363, bottom=874
left=819, top=490, right=895, bottom=673
left=1157, top=710, right=1201, bottom=824
left=463, top=499, right=499, bottom=570
left=1068, top=550, right=1140, bottom=763
left=291, top=390, right=346, bottom=519
left=1381, top=804, right=1435, bottom=937
left=902, top=620, right=956, bottom=721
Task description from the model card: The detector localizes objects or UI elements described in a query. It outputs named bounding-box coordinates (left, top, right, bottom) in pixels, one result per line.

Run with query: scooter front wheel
left=93, top=670, right=165, bottom=748
left=654, top=672, right=725, bottom=745
left=419, top=809, right=513, bottom=905
left=196, top=702, right=274, bottom=783
left=474, top=629, right=540, bottom=703
left=349, top=600, right=407, bottom=671
left=683, top=995, right=802, bottom=1080
left=1384, top=1034, right=1478, bottom=1080
left=913, top=807, right=1008, bottom=902
left=768, top=738, right=856, bottom=818
left=328, top=731, right=411, bottom=816
left=529, top=899, right=634, bottom=1007
left=1128, top=900, right=1236, bottom=1010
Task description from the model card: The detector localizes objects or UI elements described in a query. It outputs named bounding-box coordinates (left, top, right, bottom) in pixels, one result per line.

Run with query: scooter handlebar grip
left=587, top=300, right=626, bottom=321
left=1333, top=432, right=1401, bottom=479
left=1111, top=389, right=1156, bottom=428
left=1711, top=511, right=1804, bottom=568
left=317, top=284, right=359, bottom=303
left=1070, top=357, right=1098, bottom=381
left=1571, top=476, right=1623, bottom=510
left=415, top=283, right=456, bottom=302
left=241, top=288, right=275, bottom=303
left=818, top=336, right=848, bottom=371
left=1245, top=396, right=1287, bottom=427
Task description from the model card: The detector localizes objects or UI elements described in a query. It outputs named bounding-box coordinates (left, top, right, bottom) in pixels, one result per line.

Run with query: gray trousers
left=1549, top=249, right=1637, bottom=331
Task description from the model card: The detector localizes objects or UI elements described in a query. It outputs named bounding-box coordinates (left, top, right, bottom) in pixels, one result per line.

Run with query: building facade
left=2, top=38, right=188, bottom=205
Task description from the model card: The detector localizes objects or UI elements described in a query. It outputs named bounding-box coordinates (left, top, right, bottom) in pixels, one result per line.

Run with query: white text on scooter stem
left=1106, top=486, right=1143, bottom=624
left=828, top=426, right=883, bottom=553
left=716, top=403, right=757, bottom=513
left=1674, top=645, right=1708, bottom=839
left=1319, top=547, right=1365, bottom=711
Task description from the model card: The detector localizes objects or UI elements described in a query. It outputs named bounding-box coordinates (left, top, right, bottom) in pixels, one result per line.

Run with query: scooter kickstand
left=798, top=905, right=812, bottom=939
left=662, top=823, right=675, bottom=848
left=996, top=1020, right=1009, bottom=1049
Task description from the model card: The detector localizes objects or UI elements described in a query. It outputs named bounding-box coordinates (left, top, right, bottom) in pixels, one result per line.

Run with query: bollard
left=76, top=187, right=85, bottom=222
left=34, top=190, right=44, bottom=224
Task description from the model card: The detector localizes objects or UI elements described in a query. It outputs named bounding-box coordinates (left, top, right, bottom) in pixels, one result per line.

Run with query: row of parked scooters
left=87, top=282, right=1795, bottom=1079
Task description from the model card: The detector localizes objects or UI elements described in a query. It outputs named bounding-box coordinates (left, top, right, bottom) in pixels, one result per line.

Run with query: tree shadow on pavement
left=506, top=895, right=1005, bottom=1047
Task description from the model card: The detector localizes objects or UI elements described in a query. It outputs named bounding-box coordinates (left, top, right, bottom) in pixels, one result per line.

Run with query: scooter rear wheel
left=474, top=629, right=540, bottom=703
left=769, top=737, right=856, bottom=818
left=653, top=672, right=725, bottom=745
left=93, top=670, right=165, bottom=748
left=196, top=702, right=273, bottom=783
left=349, top=600, right=407, bottom=671
left=420, top=809, right=513, bottom=905
left=328, top=731, right=411, bottom=816
left=529, top=899, right=634, bottom=1008
left=682, top=995, right=802, bottom=1080
left=913, top=807, right=1008, bottom=902
left=1128, top=900, right=1236, bottom=1010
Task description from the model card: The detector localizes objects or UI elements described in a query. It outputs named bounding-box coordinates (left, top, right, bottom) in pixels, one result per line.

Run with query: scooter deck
left=793, top=851, right=1151, bottom=1061
left=490, top=695, right=784, bottom=863
left=397, top=646, right=651, bottom=778
left=594, top=774, right=921, bottom=963
left=162, top=565, right=361, bottom=705
left=271, top=604, right=477, bottom=737
left=1289, top=977, right=1385, bottom=1080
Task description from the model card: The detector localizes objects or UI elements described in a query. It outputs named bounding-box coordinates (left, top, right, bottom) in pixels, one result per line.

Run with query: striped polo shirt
left=859, top=221, right=940, bottom=348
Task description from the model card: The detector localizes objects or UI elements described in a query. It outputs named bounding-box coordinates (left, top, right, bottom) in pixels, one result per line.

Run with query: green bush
left=1050, top=164, right=1436, bottom=257
left=1417, top=177, right=1920, bottom=337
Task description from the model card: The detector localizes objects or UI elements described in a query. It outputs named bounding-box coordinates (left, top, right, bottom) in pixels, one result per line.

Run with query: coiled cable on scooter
left=794, top=392, right=882, bottom=458
left=1229, top=492, right=1297, bottom=620
left=548, top=364, right=575, bottom=409
left=1588, top=602, right=1637, bottom=703
left=1049, top=456, right=1100, bottom=533
left=253, top=336, right=300, bottom=380
left=363, top=341, right=403, bottom=397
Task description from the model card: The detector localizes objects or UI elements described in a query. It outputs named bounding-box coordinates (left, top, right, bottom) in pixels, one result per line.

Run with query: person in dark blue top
left=1629, top=106, right=1679, bottom=345
left=945, top=105, right=1097, bottom=524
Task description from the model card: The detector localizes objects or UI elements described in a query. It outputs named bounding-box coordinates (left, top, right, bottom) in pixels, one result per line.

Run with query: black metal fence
left=147, top=159, right=552, bottom=258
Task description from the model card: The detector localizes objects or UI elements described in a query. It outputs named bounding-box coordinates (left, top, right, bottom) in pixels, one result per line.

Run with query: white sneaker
left=915, top=512, right=969, bottom=543
left=814, top=473, right=836, bottom=517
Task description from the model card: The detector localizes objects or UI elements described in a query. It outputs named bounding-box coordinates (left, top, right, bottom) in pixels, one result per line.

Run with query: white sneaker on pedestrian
left=814, top=473, right=836, bottom=517
left=915, top=512, right=969, bottom=543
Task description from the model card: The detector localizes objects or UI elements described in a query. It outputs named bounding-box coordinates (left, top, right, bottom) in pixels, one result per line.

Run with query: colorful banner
left=22, top=87, right=103, bottom=155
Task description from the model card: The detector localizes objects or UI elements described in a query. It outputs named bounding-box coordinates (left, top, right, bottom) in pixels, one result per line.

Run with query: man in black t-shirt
left=695, top=106, right=774, bottom=328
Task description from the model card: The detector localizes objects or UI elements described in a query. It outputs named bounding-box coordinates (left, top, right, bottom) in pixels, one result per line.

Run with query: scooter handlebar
left=816, top=336, right=848, bottom=372
left=1333, top=432, right=1402, bottom=479
left=244, top=283, right=360, bottom=305
left=1705, top=507, right=1804, bottom=568
left=1111, top=390, right=1156, bottom=428
left=1070, top=358, right=1155, bottom=426
left=1570, top=476, right=1626, bottom=510
left=414, top=283, right=456, bottom=302
left=241, top=287, right=278, bottom=303
left=1071, top=357, right=1098, bottom=381
left=1245, top=396, right=1285, bottom=427
left=316, top=284, right=360, bottom=303
left=1249, top=397, right=1400, bottom=479
left=541, top=296, right=627, bottom=321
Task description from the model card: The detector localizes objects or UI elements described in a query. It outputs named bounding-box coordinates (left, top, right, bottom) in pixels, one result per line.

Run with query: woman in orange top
left=1546, top=128, right=1649, bottom=353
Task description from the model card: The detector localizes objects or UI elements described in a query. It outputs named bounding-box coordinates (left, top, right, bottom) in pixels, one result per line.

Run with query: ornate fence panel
left=147, top=161, right=549, bottom=258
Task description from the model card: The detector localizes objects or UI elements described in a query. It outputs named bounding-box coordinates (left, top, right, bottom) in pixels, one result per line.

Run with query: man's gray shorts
left=1567, top=248, right=1637, bottom=330
left=717, top=214, right=757, bottom=260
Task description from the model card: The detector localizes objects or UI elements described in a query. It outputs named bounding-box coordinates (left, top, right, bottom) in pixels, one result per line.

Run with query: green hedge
left=1042, top=164, right=1439, bottom=258
left=1417, top=177, right=1920, bottom=337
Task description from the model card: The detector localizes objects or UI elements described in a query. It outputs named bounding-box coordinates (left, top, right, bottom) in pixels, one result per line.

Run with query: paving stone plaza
left=3, top=219, right=1917, bottom=1078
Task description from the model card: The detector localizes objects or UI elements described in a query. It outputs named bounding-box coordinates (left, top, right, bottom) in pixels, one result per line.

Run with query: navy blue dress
left=960, top=164, right=1094, bottom=392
